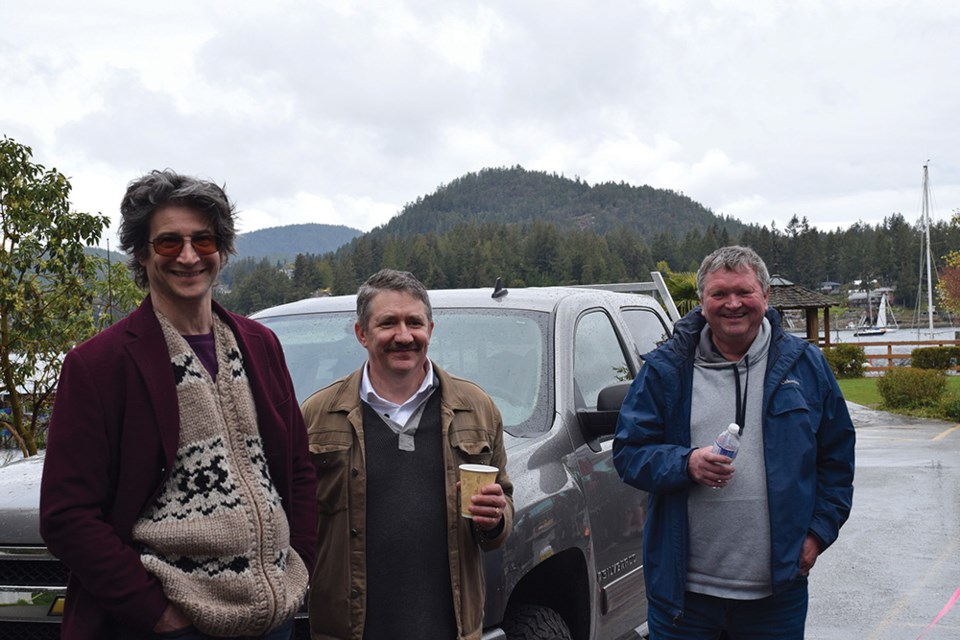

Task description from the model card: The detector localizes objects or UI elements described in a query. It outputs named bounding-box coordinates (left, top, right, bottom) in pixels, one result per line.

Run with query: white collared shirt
left=359, top=359, right=437, bottom=427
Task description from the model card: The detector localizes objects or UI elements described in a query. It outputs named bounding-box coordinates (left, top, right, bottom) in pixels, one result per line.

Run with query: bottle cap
left=727, top=423, right=739, bottom=435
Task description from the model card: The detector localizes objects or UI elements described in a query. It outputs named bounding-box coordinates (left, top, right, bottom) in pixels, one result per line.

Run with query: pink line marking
left=915, top=586, right=960, bottom=640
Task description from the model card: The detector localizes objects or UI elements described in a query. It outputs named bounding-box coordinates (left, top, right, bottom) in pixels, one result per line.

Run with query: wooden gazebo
left=768, top=275, right=837, bottom=348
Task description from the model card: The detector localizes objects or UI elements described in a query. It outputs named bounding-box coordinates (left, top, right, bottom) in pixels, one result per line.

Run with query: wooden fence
left=826, top=338, right=960, bottom=374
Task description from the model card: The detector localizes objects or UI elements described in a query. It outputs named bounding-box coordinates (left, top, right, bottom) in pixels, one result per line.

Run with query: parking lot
left=806, top=404, right=960, bottom=639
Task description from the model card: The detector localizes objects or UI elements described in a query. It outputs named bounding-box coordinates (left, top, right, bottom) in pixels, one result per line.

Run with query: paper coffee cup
left=459, top=463, right=498, bottom=519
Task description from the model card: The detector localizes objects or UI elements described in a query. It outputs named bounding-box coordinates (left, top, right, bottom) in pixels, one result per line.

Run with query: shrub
left=825, top=344, right=866, bottom=379
left=877, top=368, right=947, bottom=409
left=940, top=394, right=960, bottom=421
left=910, top=346, right=960, bottom=371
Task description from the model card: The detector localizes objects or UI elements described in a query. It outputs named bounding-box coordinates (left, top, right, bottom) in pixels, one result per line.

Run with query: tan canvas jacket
left=302, top=363, right=514, bottom=640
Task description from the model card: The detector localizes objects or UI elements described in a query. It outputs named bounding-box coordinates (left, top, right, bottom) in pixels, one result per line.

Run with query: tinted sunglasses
left=149, top=233, right=221, bottom=257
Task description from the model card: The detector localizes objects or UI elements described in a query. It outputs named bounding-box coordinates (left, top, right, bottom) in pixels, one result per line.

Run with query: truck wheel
left=503, top=605, right=573, bottom=640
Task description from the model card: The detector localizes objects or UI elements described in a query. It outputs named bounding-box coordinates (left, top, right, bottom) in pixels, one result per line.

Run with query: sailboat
left=854, top=293, right=897, bottom=336
left=915, top=163, right=938, bottom=336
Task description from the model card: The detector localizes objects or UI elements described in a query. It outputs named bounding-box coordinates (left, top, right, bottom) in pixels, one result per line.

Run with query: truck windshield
left=257, top=308, right=552, bottom=436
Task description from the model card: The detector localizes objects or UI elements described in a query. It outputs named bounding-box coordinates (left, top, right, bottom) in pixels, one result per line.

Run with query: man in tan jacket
left=302, top=269, right=513, bottom=640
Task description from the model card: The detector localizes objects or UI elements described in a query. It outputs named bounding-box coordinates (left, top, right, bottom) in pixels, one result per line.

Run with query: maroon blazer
left=39, top=296, right=317, bottom=639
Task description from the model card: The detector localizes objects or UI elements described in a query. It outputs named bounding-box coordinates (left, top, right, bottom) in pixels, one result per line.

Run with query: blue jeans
left=152, top=619, right=293, bottom=640
left=647, top=580, right=808, bottom=640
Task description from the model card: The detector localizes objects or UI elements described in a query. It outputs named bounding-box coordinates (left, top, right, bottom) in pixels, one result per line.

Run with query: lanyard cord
left=733, top=354, right=749, bottom=436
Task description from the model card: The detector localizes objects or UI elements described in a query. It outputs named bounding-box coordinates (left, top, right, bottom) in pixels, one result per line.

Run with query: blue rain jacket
left=613, top=307, right=855, bottom=620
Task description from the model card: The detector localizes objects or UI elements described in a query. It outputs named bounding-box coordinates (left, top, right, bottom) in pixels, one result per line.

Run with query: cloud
left=1, top=0, right=959, bottom=250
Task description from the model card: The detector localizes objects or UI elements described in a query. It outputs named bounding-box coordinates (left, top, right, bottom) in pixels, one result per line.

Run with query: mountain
left=235, top=223, right=362, bottom=262
left=85, top=246, right=127, bottom=263
left=84, top=223, right=361, bottom=265
left=368, top=165, right=746, bottom=240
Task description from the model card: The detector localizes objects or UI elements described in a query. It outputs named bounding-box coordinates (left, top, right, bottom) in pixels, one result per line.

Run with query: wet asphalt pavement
left=806, top=403, right=960, bottom=639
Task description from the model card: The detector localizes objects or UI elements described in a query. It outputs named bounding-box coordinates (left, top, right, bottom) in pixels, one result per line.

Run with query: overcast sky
left=3, top=0, right=958, bottom=249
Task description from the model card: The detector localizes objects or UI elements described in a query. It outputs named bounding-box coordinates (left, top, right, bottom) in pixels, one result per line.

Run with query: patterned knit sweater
left=131, top=312, right=308, bottom=636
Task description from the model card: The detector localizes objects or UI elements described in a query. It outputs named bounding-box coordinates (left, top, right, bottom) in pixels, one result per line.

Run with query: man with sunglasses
left=40, top=170, right=317, bottom=640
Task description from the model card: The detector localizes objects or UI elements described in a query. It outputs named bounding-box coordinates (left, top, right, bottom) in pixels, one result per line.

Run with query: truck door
left=571, top=309, right=647, bottom=638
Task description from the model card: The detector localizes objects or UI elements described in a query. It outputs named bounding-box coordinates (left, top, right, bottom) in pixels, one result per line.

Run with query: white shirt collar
left=359, top=359, right=437, bottom=427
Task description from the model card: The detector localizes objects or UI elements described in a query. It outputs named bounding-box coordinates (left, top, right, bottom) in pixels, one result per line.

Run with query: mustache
left=385, top=343, right=423, bottom=353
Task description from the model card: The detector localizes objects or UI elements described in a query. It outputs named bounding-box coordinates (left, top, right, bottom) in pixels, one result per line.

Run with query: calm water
left=788, top=326, right=960, bottom=372
left=830, top=326, right=960, bottom=344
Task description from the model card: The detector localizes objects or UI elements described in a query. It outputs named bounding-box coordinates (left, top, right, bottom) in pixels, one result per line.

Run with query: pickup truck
left=0, top=276, right=678, bottom=639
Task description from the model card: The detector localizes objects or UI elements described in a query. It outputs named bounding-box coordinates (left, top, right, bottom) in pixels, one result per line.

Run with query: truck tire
left=502, top=605, right=573, bottom=640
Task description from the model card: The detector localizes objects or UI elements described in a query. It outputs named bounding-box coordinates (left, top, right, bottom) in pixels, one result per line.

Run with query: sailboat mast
left=923, top=164, right=934, bottom=332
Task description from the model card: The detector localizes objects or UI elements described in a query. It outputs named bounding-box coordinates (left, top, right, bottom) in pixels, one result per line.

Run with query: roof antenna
left=492, top=276, right=508, bottom=299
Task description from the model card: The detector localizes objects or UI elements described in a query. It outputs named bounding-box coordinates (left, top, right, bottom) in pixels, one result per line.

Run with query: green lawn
left=837, top=375, right=960, bottom=421
left=836, top=378, right=884, bottom=407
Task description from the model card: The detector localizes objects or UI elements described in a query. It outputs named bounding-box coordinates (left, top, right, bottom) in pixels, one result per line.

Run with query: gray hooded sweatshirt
left=686, top=317, right=773, bottom=599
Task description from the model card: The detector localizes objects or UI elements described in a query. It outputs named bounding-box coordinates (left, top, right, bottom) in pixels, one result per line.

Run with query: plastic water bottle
left=712, top=423, right=741, bottom=461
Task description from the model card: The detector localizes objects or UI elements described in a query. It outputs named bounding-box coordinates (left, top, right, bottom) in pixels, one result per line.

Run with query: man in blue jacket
left=613, top=245, right=855, bottom=640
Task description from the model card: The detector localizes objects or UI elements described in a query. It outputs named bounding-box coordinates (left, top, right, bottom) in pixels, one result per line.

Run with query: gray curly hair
left=118, top=169, right=237, bottom=288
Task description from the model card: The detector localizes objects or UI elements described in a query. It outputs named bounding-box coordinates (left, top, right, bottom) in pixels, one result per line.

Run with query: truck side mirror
left=577, top=381, right=632, bottom=451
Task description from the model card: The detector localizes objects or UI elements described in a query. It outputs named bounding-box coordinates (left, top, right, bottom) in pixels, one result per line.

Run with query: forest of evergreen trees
left=214, top=166, right=959, bottom=316
left=217, top=213, right=959, bottom=316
